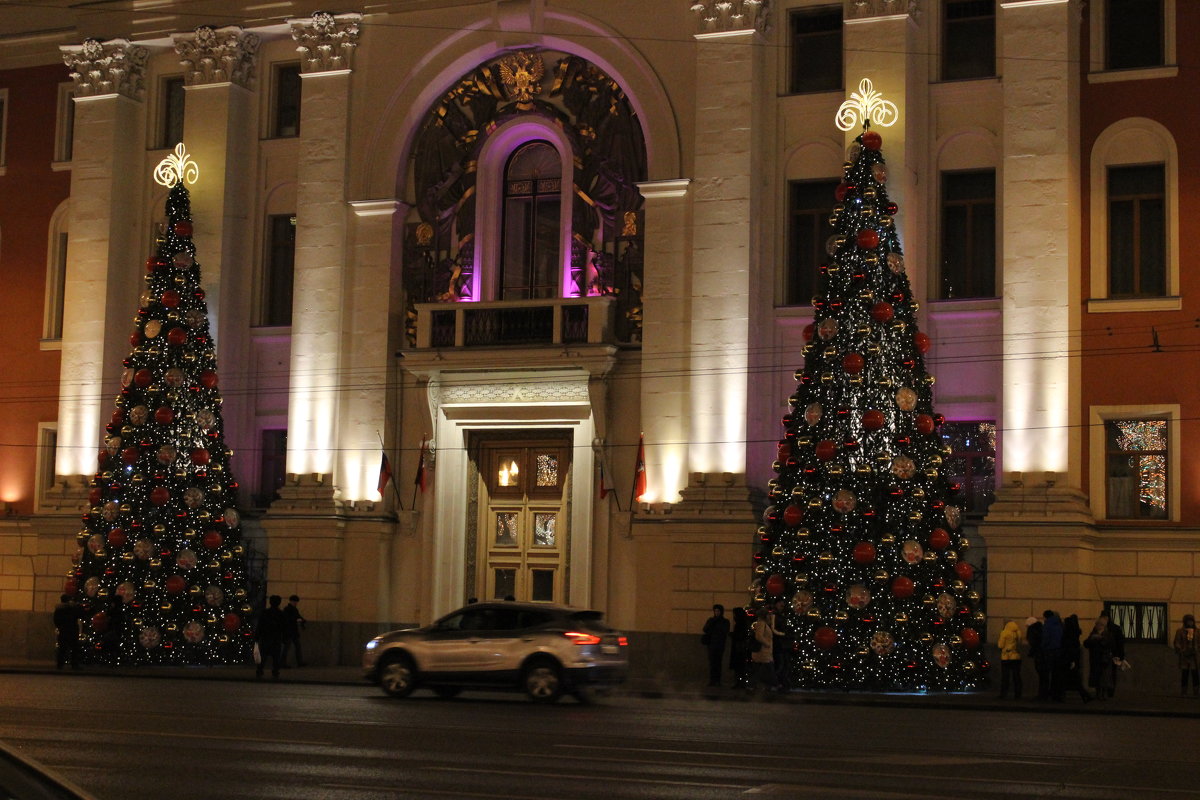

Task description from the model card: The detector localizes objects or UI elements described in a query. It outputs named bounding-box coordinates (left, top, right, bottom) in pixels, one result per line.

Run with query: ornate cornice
left=845, top=0, right=919, bottom=20
left=290, top=11, right=363, bottom=73
left=690, top=0, right=770, bottom=36
left=60, top=38, right=148, bottom=99
left=173, top=26, right=260, bottom=88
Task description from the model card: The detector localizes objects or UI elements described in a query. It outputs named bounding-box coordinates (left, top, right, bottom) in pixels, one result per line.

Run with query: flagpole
left=628, top=433, right=645, bottom=513
left=411, top=433, right=427, bottom=510
left=377, top=431, right=404, bottom=511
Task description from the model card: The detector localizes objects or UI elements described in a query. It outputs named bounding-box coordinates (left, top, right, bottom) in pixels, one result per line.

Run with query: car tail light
left=564, top=631, right=602, bottom=646
left=618, top=636, right=628, bottom=646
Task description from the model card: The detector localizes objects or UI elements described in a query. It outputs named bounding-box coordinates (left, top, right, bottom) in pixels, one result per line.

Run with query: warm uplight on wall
left=498, top=460, right=520, bottom=487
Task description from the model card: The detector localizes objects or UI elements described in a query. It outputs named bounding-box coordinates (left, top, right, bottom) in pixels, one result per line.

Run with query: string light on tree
left=751, top=84, right=986, bottom=691
left=69, top=142, right=254, bottom=666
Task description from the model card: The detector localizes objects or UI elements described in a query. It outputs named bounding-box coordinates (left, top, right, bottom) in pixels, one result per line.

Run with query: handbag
left=252, top=642, right=262, bottom=665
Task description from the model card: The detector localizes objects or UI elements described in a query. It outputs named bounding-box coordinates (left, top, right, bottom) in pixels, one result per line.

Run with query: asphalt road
left=0, top=673, right=1195, bottom=799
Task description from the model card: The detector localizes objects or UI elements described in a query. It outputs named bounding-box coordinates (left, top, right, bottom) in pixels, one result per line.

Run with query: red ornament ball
left=853, top=541, right=877, bottom=564
left=962, top=628, right=981, bottom=649
left=870, top=301, right=894, bottom=324
left=777, top=442, right=792, bottom=462
left=954, top=561, right=975, bottom=582
left=64, top=578, right=78, bottom=596
left=856, top=228, right=880, bottom=250
left=803, top=323, right=815, bottom=342
left=107, top=528, right=127, bottom=547
left=891, top=576, right=915, bottom=599
left=834, top=182, right=850, bottom=202
left=111, top=409, right=125, bottom=425
left=815, top=440, right=837, bottom=461
left=861, top=409, right=885, bottom=431
left=842, top=352, right=865, bottom=374
left=166, top=327, right=187, bottom=346
left=129, top=331, right=141, bottom=346
left=915, top=414, right=935, bottom=435
left=161, top=290, right=181, bottom=308
left=190, top=448, right=210, bottom=466
left=929, top=528, right=951, bottom=550
left=915, top=331, right=932, bottom=354
left=92, top=612, right=109, bottom=633
left=150, top=487, right=170, bottom=506
left=222, top=613, right=242, bottom=632
left=121, top=447, right=139, bottom=465
left=97, top=449, right=110, bottom=466
left=862, top=130, right=883, bottom=150
left=134, top=369, right=153, bottom=388
left=88, top=487, right=103, bottom=506
left=813, top=626, right=838, bottom=650
left=782, top=503, right=804, bottom=527
left=165, top=575, right=187, bottom=595
left=765, top=573, right=786, bottom=597
left=154, top=406, right=175, bottom=425
left=200, top=370, right=219, bottom=389
left=202, top=530, right=224, bottom=549
left=173, top=220, right=193, bottom=237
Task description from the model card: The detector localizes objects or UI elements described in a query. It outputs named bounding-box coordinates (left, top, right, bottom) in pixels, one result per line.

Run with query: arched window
left=501, top=141, right=562, bottom=300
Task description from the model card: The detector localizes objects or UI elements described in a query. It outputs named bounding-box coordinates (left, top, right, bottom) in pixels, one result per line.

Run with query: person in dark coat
left=53, top=594, right=81, bottom=670
left=1085, top=613, right=1118, bottom=699
left=255, top=595, right=286, bottom=680
left=1173, top=614, right=1199, bottom=696
left=1039, top=610, right=1063, bottom=700
left=729, top=607, right=751, bottom=688
left=1025, top=615, right=1044, bottom=701
left=701, top=604, right=730, bottom=687
left=281, top=595, right=307, bottom=667
left=1059, top=614, right=1092, bottom=703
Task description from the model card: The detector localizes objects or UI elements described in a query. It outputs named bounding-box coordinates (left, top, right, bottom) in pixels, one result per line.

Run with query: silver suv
left=362, top=601, right=629, bottom=703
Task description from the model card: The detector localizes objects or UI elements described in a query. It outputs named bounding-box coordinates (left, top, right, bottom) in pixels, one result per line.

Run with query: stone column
left=282, top=12, right=362, bottom=503
left=172, top=25, right=259, bottom=473
left=54, top=39, right=148, bottom=482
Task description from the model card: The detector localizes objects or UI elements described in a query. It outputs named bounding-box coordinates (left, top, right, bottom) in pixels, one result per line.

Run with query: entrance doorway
left=473, top=435, right=571, bottom=603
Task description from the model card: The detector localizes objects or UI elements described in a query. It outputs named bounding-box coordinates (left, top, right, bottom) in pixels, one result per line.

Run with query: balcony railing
left=414, top=296, right=616, bottom=349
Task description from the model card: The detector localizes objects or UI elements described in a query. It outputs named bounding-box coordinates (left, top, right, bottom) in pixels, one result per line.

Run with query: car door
left=419, top=608, right=491, bottom=674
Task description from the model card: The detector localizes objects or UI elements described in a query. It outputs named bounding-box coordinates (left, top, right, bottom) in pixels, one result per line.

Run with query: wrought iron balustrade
left=415, top=297, right=615, bottom=349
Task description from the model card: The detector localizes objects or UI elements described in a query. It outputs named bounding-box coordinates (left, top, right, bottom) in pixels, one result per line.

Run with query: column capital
left=690, top=0, right=770, bottom=37
left=844, top=0, right=919, bottom=22
left=60, top=38, right=149, bottom=100
left=173, top=26, right=260, bottom=89
left=290, top=11, right=363, bottom=74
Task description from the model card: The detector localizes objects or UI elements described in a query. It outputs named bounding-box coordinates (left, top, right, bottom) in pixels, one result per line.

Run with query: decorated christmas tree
left=755, top=83, right=985, bottom=690
left=69, top=144, right=253, bottom=665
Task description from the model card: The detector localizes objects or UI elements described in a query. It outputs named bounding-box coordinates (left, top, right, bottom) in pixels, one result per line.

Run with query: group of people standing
left=253, top=594, right=308, bottom=679
left=701, top=602, right=788, bottom=694
left=999, top=610, right=1126, bottom=702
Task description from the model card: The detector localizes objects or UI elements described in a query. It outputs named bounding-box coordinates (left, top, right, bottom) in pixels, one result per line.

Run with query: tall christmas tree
left=69, top=144, right=253, bottom=665
left=756, top=83, right=985, bottom=690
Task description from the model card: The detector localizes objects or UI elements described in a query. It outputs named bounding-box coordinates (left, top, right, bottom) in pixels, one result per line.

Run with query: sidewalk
left=3, top=658, right=1198, bottom=717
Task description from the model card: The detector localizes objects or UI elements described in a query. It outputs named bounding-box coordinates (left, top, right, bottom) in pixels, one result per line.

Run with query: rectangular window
left=1107, top=164, right=1165, bottom=297
left=55, top=83, right=75, bottom=163
left=261, top=214, right=296, bottom=326
left=45, top=231, right=68, bottom=339
left=254, top=429, right=287, bottom=508
left=1103, top=601, right=1167, bottom=644
left=942, top=0, right=995, bottom=81
left=789, top=6, right=842, bottom=94
left=939, top=169, right=996, bottom=299
left=35, top=425, right=58, bottom=502
left=940, top=421, right=996, bottom=515
left=1104, top=418, right=1167, bottom=519
left=272, top=63, right=302, bottom=138
left=786, top=179, right=839, bottom=306
left=1106, top=0, right=1163, bottom=70
left=160, top=76, right=185, bottom=149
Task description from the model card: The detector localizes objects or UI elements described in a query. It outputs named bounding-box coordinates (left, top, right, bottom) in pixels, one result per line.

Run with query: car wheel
left=378, top=653, right=417, bottom=698
left=523, top=661, right=563, bottom=703
left=432, top=685, right=462, bottom=699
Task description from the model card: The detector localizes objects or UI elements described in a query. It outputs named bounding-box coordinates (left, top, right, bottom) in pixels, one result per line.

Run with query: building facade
left=0, top=0, right=1194, bottom=681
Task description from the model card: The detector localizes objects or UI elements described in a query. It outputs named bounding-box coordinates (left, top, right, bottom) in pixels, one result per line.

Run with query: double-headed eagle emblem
left=498, top=51, right=544, bottom=111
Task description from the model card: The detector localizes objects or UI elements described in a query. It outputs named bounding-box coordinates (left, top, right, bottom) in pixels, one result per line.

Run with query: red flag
left=414, top=436, right=428, bottom=493
left=377, top=451, right=394, bottom=496
left=598, top=461, right=610, bottom=500
left=633, top=434, right=646, bottom=502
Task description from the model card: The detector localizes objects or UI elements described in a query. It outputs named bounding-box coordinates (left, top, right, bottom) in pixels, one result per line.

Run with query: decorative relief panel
left=690, top=0, right=770, bottom=34
left=173, top=26, right=260, bottom=88
left=61, top=38, right=148, bottom=99
left=440, top=380, right=590, bottom=406
left=845, top=0, right=919, bottom=20
left=290, top=11, right=363, bottom=73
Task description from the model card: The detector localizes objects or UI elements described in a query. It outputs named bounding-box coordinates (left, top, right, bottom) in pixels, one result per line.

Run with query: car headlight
left=365, top=640, right=379, bottom=650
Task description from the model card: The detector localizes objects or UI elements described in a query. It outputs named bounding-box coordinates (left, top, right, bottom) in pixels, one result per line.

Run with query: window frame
left=1105, top=163, right=1165, bottom=299
left=269, top=62, right=302, bottom=139
left=258, top=213, right=296, bottom=327
left=1087, top=118, right=1178, bottom=313
left=1088, top=0, right=1177, bottom=82
left=785, top=177, right=839, bottom=307
left=41, top=200, right=70, bottom=346
left=500, top=140, right=563, bottom=301
left=1088, top=404, right=1180, bottom=522
left=0, top=87, right=8, bottom=172
left=938, top=168, right=997, bottom=300
left=33, top=423, right=58, bottom=514
left=787, top=4, right=843, bottom=96
left=53, top=82, right=75, bottom=167
left=940, top=0, right=996, bottom=82
left=157, top=75, right=186, bottom=150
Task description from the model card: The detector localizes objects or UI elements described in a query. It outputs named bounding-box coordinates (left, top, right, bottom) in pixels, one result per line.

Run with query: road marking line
left=0, top=725, right=330, bottom=747
left=427, top=765, right=746, bottom=790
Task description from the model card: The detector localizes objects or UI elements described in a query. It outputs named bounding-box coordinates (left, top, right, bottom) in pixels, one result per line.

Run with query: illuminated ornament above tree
left=835, top=78, right=899, bottom=132
left=153, top=142, right=201, bottom=187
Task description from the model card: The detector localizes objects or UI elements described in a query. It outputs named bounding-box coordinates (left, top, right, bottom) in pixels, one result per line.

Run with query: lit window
left=789, top=6, right=842, bottom=94
left=942, top=0, right=995, bottom=81
left=260, top=214, right=295, bottom=326
left=939, top=170, right=996, bottom=299
left=0, top=88, right=8, bottom=167
left=940, top=421, right=996, bottom=515
left=160, top=76, right=185, bottom=149
left=272, top=63, right=301, bottom=138
left=1106, top=0, right=1163, bottom=70
left=501, top=141, right=561, bottom=300
left=1104, top=418, right=1167, bottom=519
left=1107, top=164, right=1164, bottom=298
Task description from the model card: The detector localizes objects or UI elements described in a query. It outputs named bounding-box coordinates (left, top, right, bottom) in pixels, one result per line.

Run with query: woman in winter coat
left=1060, top=614, right=1092, bottom=703
left=997, top=620, right=1023, bottom=699
left=748, top=607, right=779, bottom=693
left=1173, top=614, right=1199, bottom=696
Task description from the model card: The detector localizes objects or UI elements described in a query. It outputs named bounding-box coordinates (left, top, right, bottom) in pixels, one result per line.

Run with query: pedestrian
left=997, top=620, right=1022, bottom=699
left=255, top=595, right=286, bottom=680
left=1173, top=614, right=1199, bottom=696
left=1025, top=615, right=1044, bottom=701
left=1040, top=610, right=1063, bottom=701
left=1104, top=611, right=1127, bottom=696
left=768, top=598, right=791, bottom=690
left=282, top=594, right=307, bottom=668
left=729, top=607, right=751, bottom=688
left=701, top=604, right=730, bottom=687
left=1060, top=614, right=1092, bottom=703
left=747, top=607, right=778, bottom=695
left=101, top=595, right=125, bottom=662
left=53, top=594, right=81, bottom=670
left=1085, top=614, right=1116, bottom=699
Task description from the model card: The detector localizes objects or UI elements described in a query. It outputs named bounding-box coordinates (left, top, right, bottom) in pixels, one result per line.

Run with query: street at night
left=1, top=672, right=1197, bottom=799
